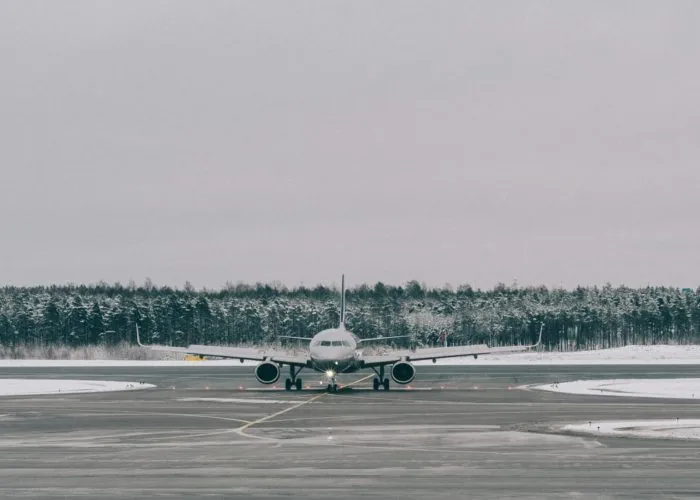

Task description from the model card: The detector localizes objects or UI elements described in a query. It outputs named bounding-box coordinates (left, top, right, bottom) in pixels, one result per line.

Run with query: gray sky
left=1, top=1, right=699, bottom=291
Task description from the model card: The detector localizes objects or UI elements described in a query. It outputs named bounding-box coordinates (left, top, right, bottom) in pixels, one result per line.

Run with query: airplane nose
left=310, top=347, right=352, bottom=361
left=326, top=348, right=345, bottom=358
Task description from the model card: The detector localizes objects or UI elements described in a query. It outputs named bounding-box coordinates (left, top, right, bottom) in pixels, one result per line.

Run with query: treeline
left=1, top=281, right=699, bottom=352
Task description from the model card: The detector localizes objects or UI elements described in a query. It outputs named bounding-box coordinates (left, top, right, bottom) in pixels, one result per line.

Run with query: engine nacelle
left=255, top=361, right=280, bottom=385
left=391, top=361, right=416, bottom=385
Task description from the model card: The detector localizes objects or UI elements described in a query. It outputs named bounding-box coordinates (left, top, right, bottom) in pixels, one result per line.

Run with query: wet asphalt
left=2, top=364, right=700, bottom=499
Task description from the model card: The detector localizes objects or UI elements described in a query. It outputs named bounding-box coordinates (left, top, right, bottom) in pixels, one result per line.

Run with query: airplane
left=136, top=275, right=543, bottom=392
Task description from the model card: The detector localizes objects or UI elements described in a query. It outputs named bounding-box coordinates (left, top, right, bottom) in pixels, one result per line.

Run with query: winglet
left=532, top=322, right=544, bottom=349
left=135, top=324, right=144, bottom=347
left=339, top=274, right=346, bottom=328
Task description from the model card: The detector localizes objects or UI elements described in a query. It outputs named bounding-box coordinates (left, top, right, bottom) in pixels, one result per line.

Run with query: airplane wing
left=135, top=326, right=309, bottom=367
left=361, top=325, right=543, bottom=368
left=356, top=335, right=410, bottom=344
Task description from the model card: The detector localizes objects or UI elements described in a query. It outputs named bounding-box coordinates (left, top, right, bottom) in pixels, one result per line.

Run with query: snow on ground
left=1, top=344, right=700, bottom=367
left=541, top=378, right=700, bottom=441
left=563, top=419, right=700, bottom=441
left=0, top=379, right=156, bottom=397
left=418, top=344, right=700, bottom=365
left=0, top=359, right=260, bottom=367
left=533, top=378, right=700, bottom=399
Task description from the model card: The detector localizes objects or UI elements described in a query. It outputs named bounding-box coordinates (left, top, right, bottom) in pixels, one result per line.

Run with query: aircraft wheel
left=333, top=384, right=339, bottom=393
left=383, top=378, right=390, bottom=391
left=295, top=378, right=302, bottom=391
left=326, top=384, right=333, bottom=392
left=285, top=378, right=292, bottom=391
left=373, top=378, right=380, bottom=391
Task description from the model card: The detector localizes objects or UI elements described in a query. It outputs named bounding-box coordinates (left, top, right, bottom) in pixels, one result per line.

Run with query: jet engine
left=391, top=361, right=416, bottom=384
left=255, top=361, right=280, bottom=384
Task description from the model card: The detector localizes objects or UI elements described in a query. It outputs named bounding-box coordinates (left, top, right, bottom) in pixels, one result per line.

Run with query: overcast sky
left=1, top=1, right=699, bottom=291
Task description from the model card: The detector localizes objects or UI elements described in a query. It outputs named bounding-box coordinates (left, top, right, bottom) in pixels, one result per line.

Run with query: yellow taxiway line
left=236, top=373, right=374, bottom=440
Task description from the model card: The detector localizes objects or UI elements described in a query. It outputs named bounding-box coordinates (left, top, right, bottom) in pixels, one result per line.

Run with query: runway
left=2, top=365, right=700, bottom=499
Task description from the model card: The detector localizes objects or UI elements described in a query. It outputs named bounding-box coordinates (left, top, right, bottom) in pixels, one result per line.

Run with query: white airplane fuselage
left=307, top=326, right=363, bottom=375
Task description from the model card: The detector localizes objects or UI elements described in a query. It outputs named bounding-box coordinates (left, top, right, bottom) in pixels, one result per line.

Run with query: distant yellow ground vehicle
left=184, top=354, right=205, bottom=361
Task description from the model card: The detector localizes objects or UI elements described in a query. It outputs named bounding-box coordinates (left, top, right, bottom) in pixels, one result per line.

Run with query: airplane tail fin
left=339, top=274, right=346, bottom=328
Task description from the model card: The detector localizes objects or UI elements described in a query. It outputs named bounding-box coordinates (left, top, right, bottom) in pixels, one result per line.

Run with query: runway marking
left=263, top=412, right=502, bottom=424
left=336, top=374, right=375, bottom=391
left=235, top=374, right=374, bottom=441
left=58, top=409, right=252, bottom=425
left=178, top=397, right=294, bottom=404
left=0, top=437, right=540, bottom=453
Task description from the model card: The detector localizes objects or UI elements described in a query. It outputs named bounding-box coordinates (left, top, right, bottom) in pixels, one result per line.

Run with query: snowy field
left=1, top=344, right=700, bottom=367
left=537, top=377, right=700, bottom=441
left=421, top=344, right=700, bottom=365
left=533, top=378, right=700, bottom=399
left=0, top=379, right=155, bottom=397
left=563, top=419, right=700, bottom=441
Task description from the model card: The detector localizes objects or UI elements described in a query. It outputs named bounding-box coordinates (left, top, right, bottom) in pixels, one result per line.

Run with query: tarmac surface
left=2, top=364, right=700, bottom=499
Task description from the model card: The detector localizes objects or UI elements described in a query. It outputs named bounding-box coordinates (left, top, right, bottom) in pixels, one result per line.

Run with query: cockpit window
left=317, top=339, right=351, bottom=347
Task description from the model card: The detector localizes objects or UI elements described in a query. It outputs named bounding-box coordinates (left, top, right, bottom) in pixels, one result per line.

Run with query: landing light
left=325, top=370, right=335, bottom=377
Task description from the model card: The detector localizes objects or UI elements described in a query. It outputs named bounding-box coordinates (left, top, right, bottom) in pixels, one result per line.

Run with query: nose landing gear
left=326, top=376, right=339, bottom=393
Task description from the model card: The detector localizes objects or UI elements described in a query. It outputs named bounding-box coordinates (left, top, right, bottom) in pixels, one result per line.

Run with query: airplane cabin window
left=320, top=341, right=332, bottom=346
left=331, top=340, right=343, bottom=346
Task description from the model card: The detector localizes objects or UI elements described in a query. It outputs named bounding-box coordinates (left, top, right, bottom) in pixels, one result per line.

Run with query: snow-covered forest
left=1, top=281, right=699, bottom=357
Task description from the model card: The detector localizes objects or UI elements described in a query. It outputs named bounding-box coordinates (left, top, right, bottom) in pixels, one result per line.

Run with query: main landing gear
left=372, top=377, right=390, bottom=391
left=371, top=366, right=390, bottom=391
left=284, top=366, right=304, bottom=391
